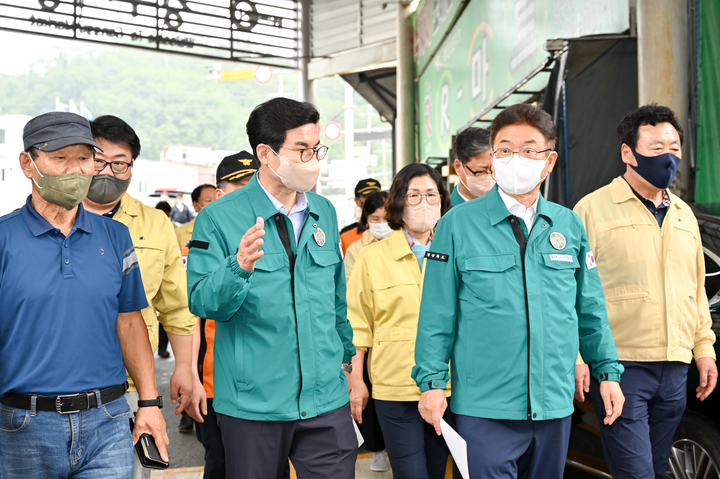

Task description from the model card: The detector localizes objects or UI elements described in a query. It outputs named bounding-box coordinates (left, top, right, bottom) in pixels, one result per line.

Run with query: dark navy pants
left=456, top=414, right=572, bottom=479
left=375, top=399, right=454, bottom=479
left=218, top=403, right=356, bottom=479
left=589, top=361, right=688, bottom=479
left=195, top=398, right=225, bottom=479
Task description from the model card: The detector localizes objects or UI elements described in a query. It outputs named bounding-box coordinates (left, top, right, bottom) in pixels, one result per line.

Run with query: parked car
left=566, top=211, right=720, bottom=479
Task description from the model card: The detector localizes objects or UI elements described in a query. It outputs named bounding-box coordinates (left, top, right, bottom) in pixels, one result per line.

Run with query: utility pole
left=395, top=1, right=415, bottom=170
left=298, top=0, right=315, bottom=105
left=636, top=0, right=691, bottom=200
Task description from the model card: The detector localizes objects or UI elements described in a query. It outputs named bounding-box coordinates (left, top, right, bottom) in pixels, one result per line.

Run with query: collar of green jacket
left=609, top=176, right=681, bottom=211
left=244, top=172, right=321, bottom=224
left=485, top=184, right=555, bottom=228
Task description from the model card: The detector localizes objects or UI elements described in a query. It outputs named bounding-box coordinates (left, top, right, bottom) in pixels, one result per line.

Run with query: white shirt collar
left=497, top=188, right=540, bottom=232
left=457, top=186, right=471, bottom=202
left=257, top=174, right=308, bottom=216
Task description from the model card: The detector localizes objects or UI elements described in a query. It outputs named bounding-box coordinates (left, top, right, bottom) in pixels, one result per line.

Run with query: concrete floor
left=150, top=453, right=394, bottom=479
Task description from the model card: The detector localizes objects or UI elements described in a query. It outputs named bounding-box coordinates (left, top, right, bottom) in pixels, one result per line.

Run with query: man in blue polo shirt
left=0, top=112, right=168, bottom=479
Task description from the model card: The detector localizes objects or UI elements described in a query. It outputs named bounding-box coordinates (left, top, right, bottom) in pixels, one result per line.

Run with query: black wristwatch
left=341, top=362, right=352, bottom=373
left=137, top=396, right=163, bottom=409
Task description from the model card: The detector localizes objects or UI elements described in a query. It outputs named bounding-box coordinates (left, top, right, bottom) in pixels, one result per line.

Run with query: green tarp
left=696, top=0, right=720, bottom=213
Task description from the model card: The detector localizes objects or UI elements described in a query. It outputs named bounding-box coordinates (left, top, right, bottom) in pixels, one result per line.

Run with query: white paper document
left=440, top=418, right=470, bottom=479
left=353, top=419, right=365, bottom=448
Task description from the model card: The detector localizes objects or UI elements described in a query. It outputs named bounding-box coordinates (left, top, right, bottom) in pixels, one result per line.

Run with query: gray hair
left=453, top=127, right=491, bottom=164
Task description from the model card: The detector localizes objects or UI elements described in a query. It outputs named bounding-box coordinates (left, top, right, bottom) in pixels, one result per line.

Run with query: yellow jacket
left=347, top=228, right=450, bottom=401
left=574, top=177, right=715, bottom=363
left=113, top=194, right=196, bottom=382
left=344, top=230, right=380, bottom=281
left=175, top=218, right=195, bottom=250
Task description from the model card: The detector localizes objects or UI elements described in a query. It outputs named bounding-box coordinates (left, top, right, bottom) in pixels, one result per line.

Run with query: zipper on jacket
left=274, top=214, right=296, bottom=302
left=509, top=216, right=533, bottom=420
left=274, top=214, right=303, bottom=397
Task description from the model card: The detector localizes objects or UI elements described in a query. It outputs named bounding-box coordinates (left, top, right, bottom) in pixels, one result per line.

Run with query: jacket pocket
left=675, top=289, right=699, bottom=351
left=464, top=254, right=516, bottom=272
left=134, top=241, right=165, bottom=297
left=542, top=254, right=579, bottom=270
left=309, top=249, right=341, bottom=267
left=604, top=287, right=660, bottom=349
left=372, top=327, right=417, bottom=388
left=134, top=241, right=164, bottom=329
left=254, top=252, right=286, bottom=272
left=234, top=322, right=246, bottom=386
left=460, top=254, right=516, bottom=301
left=307, top=249, right=342, bottom=309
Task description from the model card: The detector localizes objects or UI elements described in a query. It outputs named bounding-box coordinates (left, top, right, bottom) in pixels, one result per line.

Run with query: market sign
left=416, top=0, right=630, bottom=162
left=414, top=0, right=464, bottom=75
left=0, top=0, right=300, bottom=67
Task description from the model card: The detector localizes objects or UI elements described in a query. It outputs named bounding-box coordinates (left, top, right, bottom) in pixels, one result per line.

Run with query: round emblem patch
left=313, top=228, right=326, bottom=247
left=550, top=232, right=566, bottom=250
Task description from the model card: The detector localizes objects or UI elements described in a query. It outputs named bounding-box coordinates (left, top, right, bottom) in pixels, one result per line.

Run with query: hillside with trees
left=0, top=41, right=378, bottom=161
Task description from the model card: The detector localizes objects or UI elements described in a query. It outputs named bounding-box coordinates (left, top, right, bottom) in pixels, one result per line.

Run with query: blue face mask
left=630, top=149, right=681, bottom=189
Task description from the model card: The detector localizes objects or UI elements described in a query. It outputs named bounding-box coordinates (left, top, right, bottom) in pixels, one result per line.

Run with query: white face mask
left=368, top=222, right=393, bottom=239
left=403, top=202, right=441, bottom=233
left=492, top=154, right=548, bottom=195
left=353, top=205, right=362, bottom=220
left=458, top=167, right=496, bottom=198
left=268, top=148, right=320, bottom=193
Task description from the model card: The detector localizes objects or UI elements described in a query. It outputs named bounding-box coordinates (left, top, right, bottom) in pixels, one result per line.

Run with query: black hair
left=454, top=127, right=491, bottom=164
left=360, top=191, right=389, bottom=229
left=155, top=201, right=172, bottom=215
left=191, top=184, right=216, bottom=203
left=246, top=97, right=320, bottom=156
left=90, top=115, right=142, bottom=160
left=385, top=163, right=451, bottom=230
left=490, top=104, right=557, bottom=149
left=617, top=103, right=684, bottom=151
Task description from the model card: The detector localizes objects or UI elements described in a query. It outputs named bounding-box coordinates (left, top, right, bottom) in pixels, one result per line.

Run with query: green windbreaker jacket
left=187, top=174, right=355, bottom=421
left=412, top=185, right=623, bottom=421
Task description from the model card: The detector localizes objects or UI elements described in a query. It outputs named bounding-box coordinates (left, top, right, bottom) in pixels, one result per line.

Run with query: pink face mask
left=268, top=148, right=320, bottom=193
left=402, top=201, right=441, bottom=233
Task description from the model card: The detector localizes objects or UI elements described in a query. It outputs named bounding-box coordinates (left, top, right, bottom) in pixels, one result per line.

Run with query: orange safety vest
left=184, top=243, right=215, bottom=398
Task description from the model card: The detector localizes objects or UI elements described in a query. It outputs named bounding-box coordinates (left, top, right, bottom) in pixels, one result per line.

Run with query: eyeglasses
left=405, top=192, right=441, bottom=206
left=280, top=145, right=329, bottom=162
left=464, top=164, right=491, bottom=178
left=492, top=148, right=552, bottom=160
left=94, top=159, right=133, bottom=174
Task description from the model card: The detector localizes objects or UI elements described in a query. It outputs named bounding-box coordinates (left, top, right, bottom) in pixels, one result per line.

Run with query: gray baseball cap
left=23, top=112, right=102, bottom=153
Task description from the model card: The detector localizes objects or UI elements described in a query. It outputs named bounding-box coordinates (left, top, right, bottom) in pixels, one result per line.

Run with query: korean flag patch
left=586, top=251, right=597, bottom=270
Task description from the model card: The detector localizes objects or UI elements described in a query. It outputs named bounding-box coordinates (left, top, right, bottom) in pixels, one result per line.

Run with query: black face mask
left=86, top=174, right=130, bottom=204
left=630, top=149, right=681, bottom=189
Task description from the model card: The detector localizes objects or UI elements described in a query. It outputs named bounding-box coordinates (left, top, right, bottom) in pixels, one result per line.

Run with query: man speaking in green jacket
left=187, top=97, right=357, bottom=479
left=413, top=104, right=625, bottom=479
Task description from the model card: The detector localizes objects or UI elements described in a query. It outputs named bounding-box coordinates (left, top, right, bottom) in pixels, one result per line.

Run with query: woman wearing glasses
left=346, top=163, right=453, bottom=479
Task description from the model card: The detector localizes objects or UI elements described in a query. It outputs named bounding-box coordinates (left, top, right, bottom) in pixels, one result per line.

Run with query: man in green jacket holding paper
left=187, top=97, right=357, bottom=479
left=413, top=104, right=624, bottom=479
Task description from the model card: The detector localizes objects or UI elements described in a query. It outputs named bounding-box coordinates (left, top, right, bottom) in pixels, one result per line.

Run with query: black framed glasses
left=280, top=145, right=329, bottom=162
left=464, top=164, right=492, bottom=178
left=492, top=147, right=552, bottom=160
left=405, top=193, right=441, bottom=206
left=94, top=159, right=132, bottom=174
